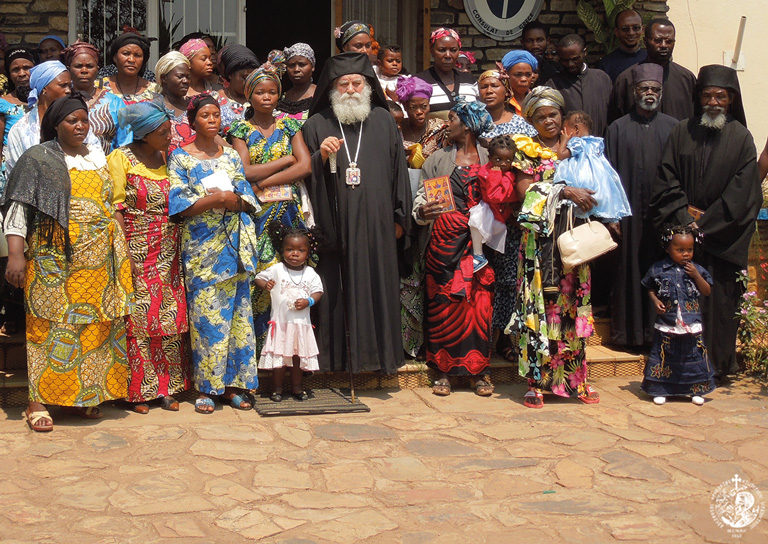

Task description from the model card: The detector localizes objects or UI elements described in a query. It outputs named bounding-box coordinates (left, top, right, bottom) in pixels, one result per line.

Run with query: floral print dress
left=507, top=139, right=594, bottom=398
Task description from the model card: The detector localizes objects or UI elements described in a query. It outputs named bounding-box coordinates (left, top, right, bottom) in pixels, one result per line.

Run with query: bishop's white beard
left=700, top=105, right=727, bottom=130
left=330, top=81, right=372, bottom=125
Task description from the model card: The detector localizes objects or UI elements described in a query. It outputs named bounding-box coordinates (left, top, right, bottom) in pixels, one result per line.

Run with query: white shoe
left=653, top=396, right=666, bottom=405
left=691, top=395, right=705, bottom=406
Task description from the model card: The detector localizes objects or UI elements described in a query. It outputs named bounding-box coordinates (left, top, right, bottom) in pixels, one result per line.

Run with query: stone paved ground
left=1, top=376, right=767, bottom=543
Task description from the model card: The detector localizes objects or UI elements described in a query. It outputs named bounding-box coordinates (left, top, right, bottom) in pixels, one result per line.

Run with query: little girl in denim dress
left=641, top=225, right=715, bottom=405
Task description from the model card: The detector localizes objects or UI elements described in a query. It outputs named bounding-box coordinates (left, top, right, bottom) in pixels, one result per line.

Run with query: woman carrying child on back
left=255, top=222, right=323, bottom=402
left=641, top=225, right=714, bottom=406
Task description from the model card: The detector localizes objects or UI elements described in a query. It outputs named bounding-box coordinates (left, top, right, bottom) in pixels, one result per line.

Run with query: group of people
left=0, top=11, right=761, bottom=432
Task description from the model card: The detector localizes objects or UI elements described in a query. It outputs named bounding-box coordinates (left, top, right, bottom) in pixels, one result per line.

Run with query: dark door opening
left=246, top=0, right=332, bottom=76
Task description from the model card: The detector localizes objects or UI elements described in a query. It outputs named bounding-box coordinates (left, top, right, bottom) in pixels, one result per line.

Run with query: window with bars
left=76, top=0, right=148, bottom=66
left=161, top=0, right=241, bottom=52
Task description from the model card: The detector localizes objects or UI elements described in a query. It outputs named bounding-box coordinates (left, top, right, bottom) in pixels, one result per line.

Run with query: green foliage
left=577, top=0, right=639, bottom=54
left=736, top=270, right=768, bottom=381
left=159, top=7, right=182, bottom=55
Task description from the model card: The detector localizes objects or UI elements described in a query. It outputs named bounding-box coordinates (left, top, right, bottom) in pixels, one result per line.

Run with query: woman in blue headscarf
left=108, top=100, right=191, bottom=414
left=412, top=97, right=497, bottom=397
left=501, top=49, right=538, bottom=116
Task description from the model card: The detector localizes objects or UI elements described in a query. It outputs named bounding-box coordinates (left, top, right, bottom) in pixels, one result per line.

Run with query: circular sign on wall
left=464, top=0, right=546, bottom=41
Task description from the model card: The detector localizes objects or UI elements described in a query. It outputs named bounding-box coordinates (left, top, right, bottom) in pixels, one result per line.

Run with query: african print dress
left=168, top=146, right=261, bottom=395
left=216, top=92, right=247, bottom=135
left=424, top=165, right=495, bottom=376
left=0, top=98, right=25, bottom=195
left=227, top=114, right=307, bottom=356
left=88, top=91, right=132, bottom=154
left=6, top=149, right=133, bottom=407
left=168, top=108, right=195, bottom=156
left=509, top=156, right=595, bottom=398
left=96, top=77, right=160, bottom=105
left=108, top=147, right=190, bottom=402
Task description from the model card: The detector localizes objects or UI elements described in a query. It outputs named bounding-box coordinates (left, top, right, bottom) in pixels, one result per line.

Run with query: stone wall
left=0, top=0, right=68, bottom=48
left=429, top=0, right=670, bottom=71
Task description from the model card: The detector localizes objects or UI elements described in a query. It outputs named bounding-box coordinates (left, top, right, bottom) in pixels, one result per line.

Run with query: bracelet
left=307, top=297, right=315, bottom=307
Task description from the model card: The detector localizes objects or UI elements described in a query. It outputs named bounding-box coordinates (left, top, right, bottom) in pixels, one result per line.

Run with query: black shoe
left=292, top=391, right=308, bottom=401
left=270, top=392, right=282, bottom=402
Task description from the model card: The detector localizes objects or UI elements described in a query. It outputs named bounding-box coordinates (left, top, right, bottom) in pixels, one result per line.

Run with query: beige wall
left=668, top=0, right=768, bottom=149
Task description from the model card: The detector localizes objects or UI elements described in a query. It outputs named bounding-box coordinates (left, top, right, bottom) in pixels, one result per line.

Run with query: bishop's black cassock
left=301, top=52, right=413, bottom=373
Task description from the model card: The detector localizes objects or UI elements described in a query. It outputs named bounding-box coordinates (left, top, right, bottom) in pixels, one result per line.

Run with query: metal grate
left=77, top=0, right=148, bottom=66
left=254, top=388, right=369, bottom=417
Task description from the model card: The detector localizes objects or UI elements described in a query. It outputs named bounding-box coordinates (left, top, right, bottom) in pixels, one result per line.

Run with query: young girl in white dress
left=255, top=222, right=323, bottom=401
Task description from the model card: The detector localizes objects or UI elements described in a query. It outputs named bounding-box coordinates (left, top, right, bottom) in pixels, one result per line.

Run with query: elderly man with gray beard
left=651, top=65, right=761, bottom=383
left=605, top=64, right=677, bottom=348
left=301, top=52, right=412, bottom=374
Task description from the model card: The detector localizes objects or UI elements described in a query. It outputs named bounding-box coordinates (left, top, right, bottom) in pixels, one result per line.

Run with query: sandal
left=270, top=392, right=283, bottom=403
left=24, top=408, right=53, bottom=432
left=578, top=384, right=600, bottom=405
left=473, top=378, right=494, bottom=397
left=194, top=396, right=215, bottom=414
left=160, top=396, right=179, bottom=411
left=523, top=388, right=544, bottom=409
left=432, top=378, right=451, bottom=396
left=226, top=393, right=252, bottom=411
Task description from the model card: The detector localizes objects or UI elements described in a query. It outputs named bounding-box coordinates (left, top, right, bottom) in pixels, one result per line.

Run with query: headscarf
left=521, top=86, right=565, bottom=120
left=27, top=60, right=67, bottom=107
left=186, top=92, right=219, bottom=127
left=395, top=76, right=432, bottom=103
left=696, top=64, right=747, bottom=127
left=179, top=38, right=209, bottom=60
left=284, top=42, right=315, bottom=66
left=308, top=52, right=388, bottom=117
left=451, top=96, right=494, bottom=136
left=430, top=28, right=461, bottom=48
left=631, top=63, right=663, bottom=85
left=155, top=51, right=189, bottom=80
left=458, top=51, right=476, bottom=64
left=218, top=44, right=260, bottom=78
left=62, top=40, right=99, bottom=67
left=334, top=20, right=372, bottom=51
left=501, top=49, right=538, bottom=71
left=244, top=50, right=286, bottom=100
left=108, top=32, right=151, bottom=70
left=4, top=46, right=36, bottom=75
left=39, top=35, right=66, bottom=49
left=40, top=94, right=88, bottom=143
left=118, top=100, right=171, bottom=141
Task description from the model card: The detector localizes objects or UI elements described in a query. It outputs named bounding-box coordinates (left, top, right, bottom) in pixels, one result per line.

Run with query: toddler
left=468, top=135, right=521, bottom=272
left=554, top=111, right=631, bottom=222
left=641, top=225, right=714, bottom=405
left=255, top=222, right=323, bottom=402
left=375, top=44, right=403, bottom=101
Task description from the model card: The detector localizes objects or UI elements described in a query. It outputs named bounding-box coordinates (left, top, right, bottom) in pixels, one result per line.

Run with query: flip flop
left=195, top=396, right=215, bottom=414
left=24, top=408, right=53, bottom=432
left=523, top=388, right=544, bottom=409
left=578, top=384, right=600, bottom=404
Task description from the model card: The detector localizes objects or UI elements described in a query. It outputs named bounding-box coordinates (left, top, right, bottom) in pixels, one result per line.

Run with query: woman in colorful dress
left=168, top=94, right=261, bottom=414
left=0, top=46, right=35, bottom=194
left=276, top=43, right=316, bottom=123
left=412, top=98, right=495, bottom=396
left=216, top=44, right=260, bottom=134
left=155, top=51, right=194, bottom=155
left=510, top=87, right=601, bottom=408
left=63, top=40, right=131, bottom=154
left=500, top=50, right=538, bottom=117
left=98, top=32, right=158, bottom=105
left=2, top=95, right=133, bottom=431
left=228, top=51, right=312, bottom=357
left=395, top=76, right=446, bottom=358
left=109, top=101, right=190, bottom=413
left=477, top=65, right=537, bottom=142
left=180, top=39, right=217, bottom=98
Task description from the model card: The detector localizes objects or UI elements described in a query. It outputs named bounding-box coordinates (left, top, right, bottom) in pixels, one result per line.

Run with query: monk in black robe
left=606, top=64, right=677, bottom=347
left=545, top=34, right=612, bottom=136
left=610, top=19, right=696, bottom=122
left=301, top=52, right=413, bottom=373
left=651, top=65, right=760, bottom=381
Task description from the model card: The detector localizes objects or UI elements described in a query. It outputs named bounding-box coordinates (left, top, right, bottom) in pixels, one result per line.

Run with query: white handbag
left=557, top=205, right=617, bottom=273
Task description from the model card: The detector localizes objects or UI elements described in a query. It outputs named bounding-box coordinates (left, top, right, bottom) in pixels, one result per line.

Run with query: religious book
left=422, top=176, right=455, bottom=213
left=259, top=184, right=293, bottom=202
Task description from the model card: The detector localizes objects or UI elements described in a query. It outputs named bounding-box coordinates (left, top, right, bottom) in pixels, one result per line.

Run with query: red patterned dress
left=107, top=147, right=190, bottom=402
left=424, top=164, right=495, bottom=376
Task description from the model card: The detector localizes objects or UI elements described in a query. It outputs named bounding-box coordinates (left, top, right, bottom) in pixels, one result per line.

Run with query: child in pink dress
left=255, top=222, right=323, bottom=401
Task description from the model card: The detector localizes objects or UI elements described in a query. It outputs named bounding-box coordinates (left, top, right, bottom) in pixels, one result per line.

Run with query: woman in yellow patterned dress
left=2, top=95, right=133, bottom=431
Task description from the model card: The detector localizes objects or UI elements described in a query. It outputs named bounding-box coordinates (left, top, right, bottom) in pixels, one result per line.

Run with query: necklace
left=114, top=76, right=139, bottom=97
left=287, top=265, right=306, bottom=285
left=337, top=119, right=363, bottom=188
